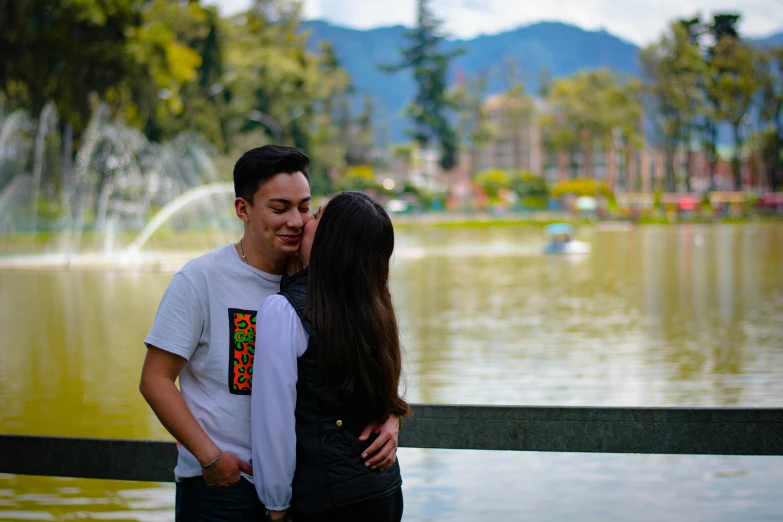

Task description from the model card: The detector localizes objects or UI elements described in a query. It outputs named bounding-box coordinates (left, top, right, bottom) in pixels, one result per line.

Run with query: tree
left=757, top=45, right=783, bottom=191
left=0, top=0, right=150, bottom=183
left=308, top=41, right=352, bottom=194
left=541, top=70, right=642, bottom=188
left=452, top=70, right=494, bottom=176
left=707, top=30, right=759, bottom=190
left=537, top=67, right=552, bottom=98
left=640, top=21, right=706, bottom=191
left=0, top=0, right=227, bottom=155
left=122, top=1, right=212, bottom=143
left=699, top=13, right=752, bottom=190
left=224, top=0, right=316, bottom=151
left=0, top=0, right=144, bottom=133
left=384, top=0, right=463, bottom=170
left=499, top=57, right=533, bottom=173
left=347, top=96, right=375, bottom=165
left=539, top=92, right=580, bottom=181
left=608, top=78, right=644, bottom=191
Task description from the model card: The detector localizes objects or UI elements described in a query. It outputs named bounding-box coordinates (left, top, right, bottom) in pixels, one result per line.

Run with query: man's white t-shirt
left=145, top=243, right=282, bottom=480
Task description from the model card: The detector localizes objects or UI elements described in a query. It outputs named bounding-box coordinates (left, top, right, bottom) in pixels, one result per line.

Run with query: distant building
left=377, top=146, right=446, bottom=194
left=410, top=147, right=446, bottom=192
left=401, top=95, right=765, bottom=195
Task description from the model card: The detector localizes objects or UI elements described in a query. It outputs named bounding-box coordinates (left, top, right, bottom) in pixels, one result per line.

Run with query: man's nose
left=288, top=210, right=304, bottom=228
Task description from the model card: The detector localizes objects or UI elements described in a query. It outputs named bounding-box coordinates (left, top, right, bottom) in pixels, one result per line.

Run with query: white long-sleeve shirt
left=250, top=294, right=309, bottom=511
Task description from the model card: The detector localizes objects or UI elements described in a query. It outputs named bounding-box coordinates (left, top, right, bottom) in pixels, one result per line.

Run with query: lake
left=1, top=223, right=782, bottom=521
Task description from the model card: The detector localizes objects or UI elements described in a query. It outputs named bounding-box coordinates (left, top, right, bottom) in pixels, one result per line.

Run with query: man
left=140, top=145, right=399, bottom=521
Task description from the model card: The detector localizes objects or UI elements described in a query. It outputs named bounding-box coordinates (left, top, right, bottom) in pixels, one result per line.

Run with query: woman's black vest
left=278, top=269, right=402, bottom=514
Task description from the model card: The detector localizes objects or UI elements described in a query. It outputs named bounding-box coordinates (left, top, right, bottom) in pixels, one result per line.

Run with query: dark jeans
left=294, top=489, right=403, bottom=522
left=175, top=476, right=265, bottom=522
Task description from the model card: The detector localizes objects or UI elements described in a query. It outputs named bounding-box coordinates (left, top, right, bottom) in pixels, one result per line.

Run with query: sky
left=209, top=0, right=783, bottom=46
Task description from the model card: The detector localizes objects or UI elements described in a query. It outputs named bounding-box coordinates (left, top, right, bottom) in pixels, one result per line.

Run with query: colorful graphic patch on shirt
left=228, top=308, right=256, bottom=395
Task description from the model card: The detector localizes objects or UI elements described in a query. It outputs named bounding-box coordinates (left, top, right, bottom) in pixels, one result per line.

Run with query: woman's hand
left=359, top=415, right=399, bottom=471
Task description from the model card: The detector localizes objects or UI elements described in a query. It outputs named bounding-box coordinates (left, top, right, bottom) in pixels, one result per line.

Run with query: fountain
left=0, top=104, right=240, bottom=270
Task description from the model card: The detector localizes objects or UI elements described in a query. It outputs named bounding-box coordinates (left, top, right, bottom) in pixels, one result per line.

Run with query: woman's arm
left=251, top=295, right=308, bottom=514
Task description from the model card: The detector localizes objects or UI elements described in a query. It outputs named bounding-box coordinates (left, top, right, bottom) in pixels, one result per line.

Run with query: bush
left=551, top=178, right=611, bottom=198
left=474, top=169, right=512, bottom=199
left=511, top=171, right=548, bottom=199
left=401, top=182, right=434, bottom=209
left=333, top=165, right=382, bottom=192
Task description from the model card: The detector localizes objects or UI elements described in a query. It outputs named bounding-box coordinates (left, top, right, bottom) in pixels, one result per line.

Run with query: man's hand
left=201, top=451, right=253, bottom=487
left=359, top=415, right=399, bottom=471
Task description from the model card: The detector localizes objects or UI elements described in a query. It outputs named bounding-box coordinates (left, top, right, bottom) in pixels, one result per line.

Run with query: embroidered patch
left=228, top=308, right=256, bottom=395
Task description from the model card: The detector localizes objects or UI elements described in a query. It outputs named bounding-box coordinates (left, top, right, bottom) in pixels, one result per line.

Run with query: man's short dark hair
left=233, top=145, right=311, bottom=204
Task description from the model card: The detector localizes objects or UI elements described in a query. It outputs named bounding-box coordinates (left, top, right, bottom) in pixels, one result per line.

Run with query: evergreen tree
left=640, top=21, right=706, bottom=191
left=707, top=18, right=758, bottom=190
left=384, top=0, right=463, bottom=170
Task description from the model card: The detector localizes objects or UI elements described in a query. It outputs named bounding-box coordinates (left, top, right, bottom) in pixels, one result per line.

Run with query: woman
left=251, top=191, right=411, bottom=522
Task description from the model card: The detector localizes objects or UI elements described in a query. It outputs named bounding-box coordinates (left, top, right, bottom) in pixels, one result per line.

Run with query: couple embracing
left=140, top=145, right=409, bottom=522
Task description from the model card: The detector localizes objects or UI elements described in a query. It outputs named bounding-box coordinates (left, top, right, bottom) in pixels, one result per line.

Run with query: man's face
left=238, top=171, right=312, bottom=261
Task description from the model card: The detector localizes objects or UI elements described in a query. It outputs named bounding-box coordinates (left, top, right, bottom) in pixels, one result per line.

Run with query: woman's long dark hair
left=306, top=191, right=411, bottom=421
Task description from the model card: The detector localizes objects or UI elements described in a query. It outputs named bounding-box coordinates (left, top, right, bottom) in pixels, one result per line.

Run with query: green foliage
left=708, top=35, right=759, bottom=189
left=551, top=178, right=611, bottom=198
left=383, top=0, right=463, bottom=170
left=401, top=182, right=434, bottom=209
left=540, top=69, right=642, bottom=180
left=754, top=46, right=783, bottom=192
left=498, top=57, right=534, bottom=172
left=474, top=169, right=512, bottom=198
left=122, top=1, right=215, bottom=142
left=451, top=71, right=495, bottom=176
left=452, top=73, right=493, bottom=149
left=0, top=0, right=142, bottom=132
left=640, top=21, right=707, bottom=192
left=392, top=145, right=414, bottom=163
left=3, top=0, right=782, bottom=200
left=333, top=165, right=381, bottom=192
left=511, top=172, right=549, bottom=199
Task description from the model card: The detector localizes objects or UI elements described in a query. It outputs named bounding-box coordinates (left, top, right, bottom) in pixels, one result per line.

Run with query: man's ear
left=235, top=197, right=251, bottom=224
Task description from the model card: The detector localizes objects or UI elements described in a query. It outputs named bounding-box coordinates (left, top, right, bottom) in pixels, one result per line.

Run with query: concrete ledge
left=1, top=404, right=781, bottom=482
left=400, top=405, right=783, bottom=455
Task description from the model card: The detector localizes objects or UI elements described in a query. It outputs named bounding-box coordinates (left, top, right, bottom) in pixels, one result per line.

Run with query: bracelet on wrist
left=201, top=449, right=223, bottom=469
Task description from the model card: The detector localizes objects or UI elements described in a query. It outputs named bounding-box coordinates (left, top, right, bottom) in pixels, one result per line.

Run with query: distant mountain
left=753, top=31, right=783, bottom=47
left=299, top=20, right=782, bottom=142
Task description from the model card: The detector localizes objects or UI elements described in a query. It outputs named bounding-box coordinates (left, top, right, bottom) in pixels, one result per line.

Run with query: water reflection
left=1, top=224, right=782, bottom=520
left=395, top=225, right=783, bottom=409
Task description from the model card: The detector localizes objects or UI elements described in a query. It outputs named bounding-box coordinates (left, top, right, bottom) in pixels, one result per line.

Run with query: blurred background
left=1, top=0, right=782, bottom=520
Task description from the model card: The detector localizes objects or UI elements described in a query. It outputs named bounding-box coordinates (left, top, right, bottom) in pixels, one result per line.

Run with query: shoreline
left=389, top=212, right=783, bottom=228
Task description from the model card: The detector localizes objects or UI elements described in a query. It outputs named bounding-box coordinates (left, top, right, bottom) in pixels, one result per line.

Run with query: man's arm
left=359, top=415, right=400, bottom=471
left=140, top=346, right=251, bottom=486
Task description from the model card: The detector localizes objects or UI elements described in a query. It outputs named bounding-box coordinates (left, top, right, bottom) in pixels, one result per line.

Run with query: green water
left=1, top=224, right=782, bottom=521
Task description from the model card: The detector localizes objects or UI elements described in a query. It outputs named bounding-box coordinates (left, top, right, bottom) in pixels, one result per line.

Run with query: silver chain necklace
left=238, top=239, right=248, bottom=264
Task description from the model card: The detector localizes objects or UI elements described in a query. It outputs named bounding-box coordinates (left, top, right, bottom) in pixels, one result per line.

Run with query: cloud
left=209, top=0, right=783, bottom=45
left=301, top=0, right=413, bottom=28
